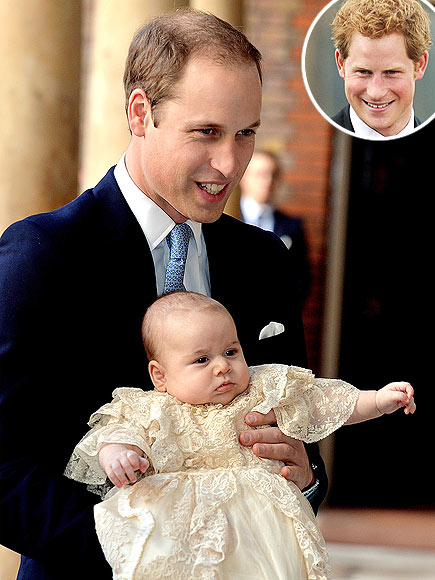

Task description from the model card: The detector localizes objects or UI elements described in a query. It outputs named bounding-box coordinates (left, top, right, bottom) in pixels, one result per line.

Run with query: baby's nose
left=214, top=356, right=231, bottom=375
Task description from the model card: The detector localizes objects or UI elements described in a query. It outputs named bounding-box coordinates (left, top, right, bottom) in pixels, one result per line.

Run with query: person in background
left=240, top=149, right=311, bottom=303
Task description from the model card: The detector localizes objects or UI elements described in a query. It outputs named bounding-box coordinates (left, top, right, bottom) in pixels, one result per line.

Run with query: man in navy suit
left=331, top=0, right=431, bottom=139
left=0, top=10, right=326, bottom=579
left=240, top=149, right=311, bottom=304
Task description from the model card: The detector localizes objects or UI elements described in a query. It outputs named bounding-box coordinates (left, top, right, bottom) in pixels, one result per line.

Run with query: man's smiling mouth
left=362, top=99, right=395, bottom=110
left=197, top=183, right=227, bottom=195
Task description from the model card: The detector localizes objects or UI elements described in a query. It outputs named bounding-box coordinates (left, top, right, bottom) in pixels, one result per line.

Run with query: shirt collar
left=114, top=154, right=203, bottom=253
left=350, top=106, right=415, bottom=140
left=240, top=196, right=273, bottom=223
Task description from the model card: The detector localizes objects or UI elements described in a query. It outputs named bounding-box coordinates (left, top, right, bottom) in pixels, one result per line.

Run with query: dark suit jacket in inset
left=0, top=168, right=326, bottom=580
left=332, top=105, right=422, bottom=133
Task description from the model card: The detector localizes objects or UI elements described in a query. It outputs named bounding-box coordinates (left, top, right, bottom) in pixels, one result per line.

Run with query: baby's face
left=152, top=309, right=250, bottom=405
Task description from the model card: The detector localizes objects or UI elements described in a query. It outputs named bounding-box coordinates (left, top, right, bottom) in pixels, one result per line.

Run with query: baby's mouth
left=216, top=381, right=234, bottom=393
left=362, top=99, right=395, bottom=110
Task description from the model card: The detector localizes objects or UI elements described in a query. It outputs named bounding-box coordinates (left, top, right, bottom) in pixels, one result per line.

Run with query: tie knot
left=164, top=223, right=191, bottom=294
left=166, top=222, right=191, bottom=261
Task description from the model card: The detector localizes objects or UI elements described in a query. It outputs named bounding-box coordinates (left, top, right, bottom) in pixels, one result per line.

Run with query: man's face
left=336, top=32, right=428, bottom=136
left=240, top=152, right=278, bottom=205
left=132, top=56, right=262, bottom=223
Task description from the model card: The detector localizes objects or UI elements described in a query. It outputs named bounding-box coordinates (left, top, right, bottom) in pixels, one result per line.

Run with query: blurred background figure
left=239, top=149, right=311, bottom=304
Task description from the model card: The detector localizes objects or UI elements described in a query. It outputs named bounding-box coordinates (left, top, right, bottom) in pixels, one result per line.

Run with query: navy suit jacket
left=271, top=210, right=310, bottom=303
left=332, top=105, right=422, bottom=133
left=0, top=168, right=326, bottom=579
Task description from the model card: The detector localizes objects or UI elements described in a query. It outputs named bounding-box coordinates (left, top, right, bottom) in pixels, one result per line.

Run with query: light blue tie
left=163, top=223, right=192, bottom=294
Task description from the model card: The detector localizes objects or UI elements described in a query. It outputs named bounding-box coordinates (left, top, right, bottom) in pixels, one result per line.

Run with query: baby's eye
left=194, top=356, right=209, bottom=364
left=225, top=349, right=237, bottom=357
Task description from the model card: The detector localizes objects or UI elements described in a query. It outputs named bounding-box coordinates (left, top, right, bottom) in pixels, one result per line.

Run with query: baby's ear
left=148, top=360, right=167, bottom=392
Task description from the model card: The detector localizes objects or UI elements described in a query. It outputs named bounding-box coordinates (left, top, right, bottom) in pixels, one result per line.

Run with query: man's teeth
left=365, top=101, right=392, bottom=109
left=198, top=183, right=226, bottom=195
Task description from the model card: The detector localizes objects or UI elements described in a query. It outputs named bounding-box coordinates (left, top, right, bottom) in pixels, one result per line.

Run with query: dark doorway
left=328, top=121, right=434, bottom=509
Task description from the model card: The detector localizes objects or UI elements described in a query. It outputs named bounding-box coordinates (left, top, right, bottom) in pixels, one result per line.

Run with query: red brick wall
left=245, top=0, right=334, bottom=372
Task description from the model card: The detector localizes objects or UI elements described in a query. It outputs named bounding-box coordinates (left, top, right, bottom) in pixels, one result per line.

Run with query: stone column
left=0, top=3, right=81, bottom=572
left=189, top=0, right=243, bottom=26
left=0, top=1, right=82, bottom=235
left=190, top=0, right=244, bottom=218
left=80, top=0, right=188, bottom=191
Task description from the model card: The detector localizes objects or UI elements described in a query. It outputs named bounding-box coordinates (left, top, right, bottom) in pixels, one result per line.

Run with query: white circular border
left=301, top=0, right=435, bottom=141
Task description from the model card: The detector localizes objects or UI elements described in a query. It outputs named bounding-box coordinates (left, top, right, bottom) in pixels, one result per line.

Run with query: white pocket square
left=259, top=321, right=285, bottom=340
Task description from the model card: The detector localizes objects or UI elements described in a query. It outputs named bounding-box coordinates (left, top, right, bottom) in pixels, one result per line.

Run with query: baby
left=66, top=291, right=414, bottom=580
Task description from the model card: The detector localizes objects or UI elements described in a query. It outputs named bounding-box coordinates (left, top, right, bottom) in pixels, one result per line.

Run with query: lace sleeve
left=250, top=364, right=359, bottom=443
left=64, top=388, right=152, bottom=487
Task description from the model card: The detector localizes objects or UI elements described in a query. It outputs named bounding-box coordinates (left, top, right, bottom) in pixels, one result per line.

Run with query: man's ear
left=128, top=88, right=152, bottom=137
left=335, top=49, right=346, bottom=78
left=414, top=51, right=429, bottom=80
left=148, top=360, right=167, bottom=392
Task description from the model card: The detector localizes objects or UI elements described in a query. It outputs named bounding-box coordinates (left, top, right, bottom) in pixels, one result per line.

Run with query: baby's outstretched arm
left=98, top=442, right=149, bottom=488
left=346, top=382, right=415, bottom=425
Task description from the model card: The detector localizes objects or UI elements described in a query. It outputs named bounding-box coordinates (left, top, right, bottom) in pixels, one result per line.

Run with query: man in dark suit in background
left=0, top=9, right=326, bottom=580
left=331, top=0, right=431, bottom=139
left=240, top=149, right=311, bottom=304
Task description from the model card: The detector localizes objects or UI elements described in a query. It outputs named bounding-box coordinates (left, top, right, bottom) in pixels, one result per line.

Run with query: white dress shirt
left=240, top=196, right=275, bottom=232
left=349, top=106, right=415, bottom=140
left=114, top=154, right=211, bottom=296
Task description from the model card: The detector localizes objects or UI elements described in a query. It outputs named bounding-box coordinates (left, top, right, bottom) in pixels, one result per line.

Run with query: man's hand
left=239, top=410, right=314, bottom=490
left=98, top=442, right=149, bottom=488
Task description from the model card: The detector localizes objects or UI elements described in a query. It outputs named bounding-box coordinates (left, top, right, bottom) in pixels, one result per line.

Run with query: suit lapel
left=202, top=217, right=232, bottom=304
left=92, top=167, right=157, bottom=306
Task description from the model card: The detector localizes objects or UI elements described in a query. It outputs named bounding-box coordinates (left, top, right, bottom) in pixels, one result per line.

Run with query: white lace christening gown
left=65, top=364, right=359, bottom=580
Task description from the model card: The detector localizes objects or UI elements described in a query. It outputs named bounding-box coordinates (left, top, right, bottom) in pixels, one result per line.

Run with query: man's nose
left=210, top=140, right=238, bottom=179
left=366, top=75, right=389, bottom=100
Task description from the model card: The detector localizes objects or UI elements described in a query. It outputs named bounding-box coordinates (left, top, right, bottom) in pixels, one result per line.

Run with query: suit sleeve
left=249, top=230, right=329, bottom=513
left=0, top=220, right=111, bottom=578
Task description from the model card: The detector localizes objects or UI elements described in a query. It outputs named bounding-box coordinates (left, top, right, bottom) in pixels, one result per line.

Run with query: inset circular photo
left=302, top=0, right=435, bottom=140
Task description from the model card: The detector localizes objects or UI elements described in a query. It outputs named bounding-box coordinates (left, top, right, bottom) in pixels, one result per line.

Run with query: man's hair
left=252, top=149, right=281, bottom=178
left=123, top=8, right=262, bottom=124
left=331, top=0, right=432, bottom=62
left=142, top=291, right=231, bottom=361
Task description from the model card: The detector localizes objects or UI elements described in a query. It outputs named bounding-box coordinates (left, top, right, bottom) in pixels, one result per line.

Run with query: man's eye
left=237, top=129, right=256, bottom=137
left=198, top=128, right=215, bottom=135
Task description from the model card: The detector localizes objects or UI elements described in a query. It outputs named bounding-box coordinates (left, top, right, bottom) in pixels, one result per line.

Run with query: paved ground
left=327, top=543, right=435, bottom=580
left=320, top=509, right=435, bottom=580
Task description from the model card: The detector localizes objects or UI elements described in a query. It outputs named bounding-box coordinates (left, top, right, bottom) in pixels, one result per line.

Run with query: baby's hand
left=376, top=382, right=416, bottom=416
left=99, top=443, right=149, bottom=488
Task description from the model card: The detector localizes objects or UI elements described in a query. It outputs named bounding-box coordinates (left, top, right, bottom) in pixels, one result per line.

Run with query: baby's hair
left=142, top=291, right=232, bottom=361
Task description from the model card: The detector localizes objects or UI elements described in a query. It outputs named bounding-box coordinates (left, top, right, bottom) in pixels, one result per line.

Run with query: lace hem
left=94, top=467, right=330, bottom=580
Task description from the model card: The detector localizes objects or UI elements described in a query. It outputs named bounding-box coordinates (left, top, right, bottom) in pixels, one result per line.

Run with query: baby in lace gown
left=66, top=291, right=415, bottom=580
